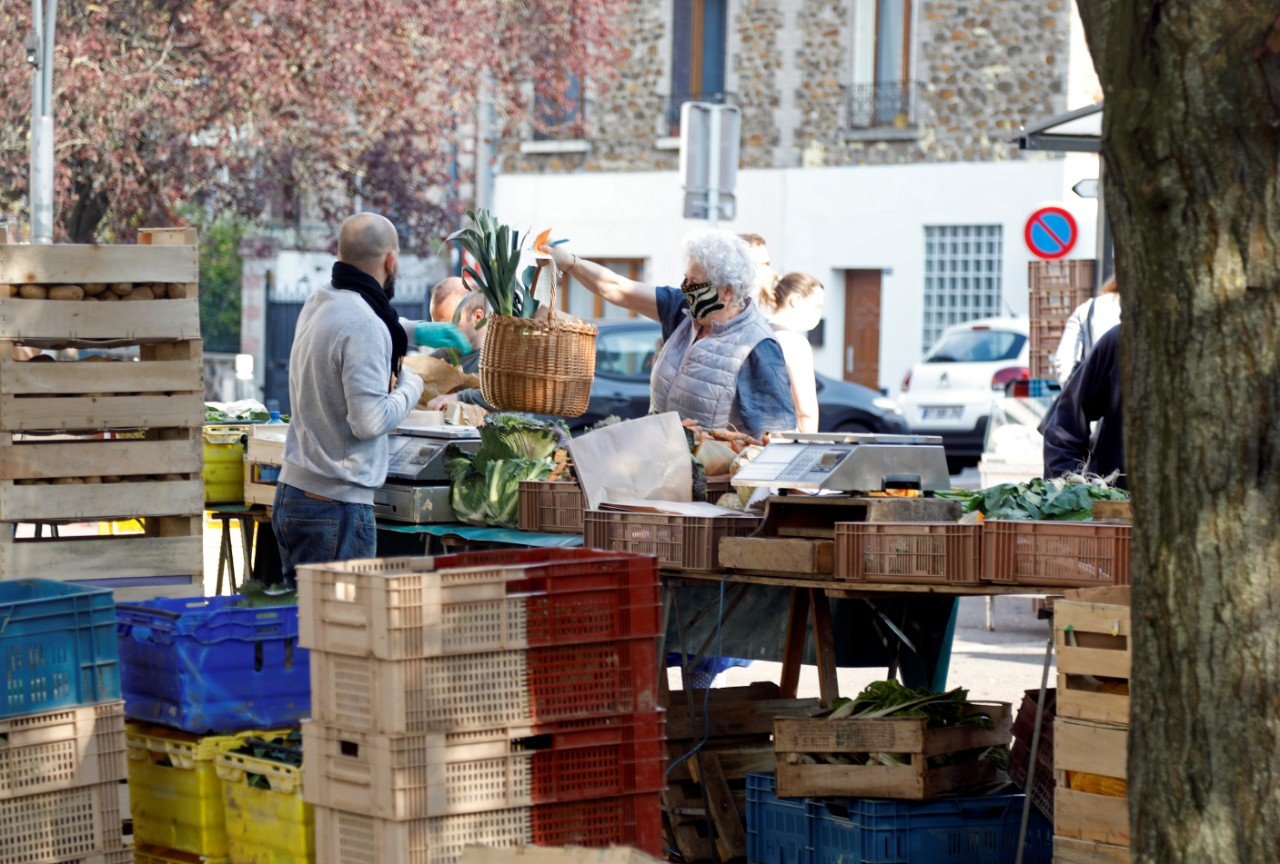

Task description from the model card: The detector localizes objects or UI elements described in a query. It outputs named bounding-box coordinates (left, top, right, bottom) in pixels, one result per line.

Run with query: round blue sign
left=1024, top=207, right=1078, bottom=260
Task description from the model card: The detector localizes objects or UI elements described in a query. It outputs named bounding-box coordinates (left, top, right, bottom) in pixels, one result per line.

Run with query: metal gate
left=265, top=294, right=428, bottom=413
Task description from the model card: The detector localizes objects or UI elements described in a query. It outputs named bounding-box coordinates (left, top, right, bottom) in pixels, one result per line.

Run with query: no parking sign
left=1024, top=206, right=1078, bottom=259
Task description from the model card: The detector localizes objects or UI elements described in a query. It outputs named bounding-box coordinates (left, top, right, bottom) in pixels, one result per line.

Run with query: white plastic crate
left=0, top=781, right=122, bottom=864
left=309, top=649, right=529, bottom=735
left=0, top=701, right=126, bottom=801
left=302, top=722, right=533, bottom=819
left=314, top=804, right=530, bottom=864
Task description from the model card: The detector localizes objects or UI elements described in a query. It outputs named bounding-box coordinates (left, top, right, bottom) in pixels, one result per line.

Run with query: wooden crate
left=1054, top=718, right=1128, bottom=848
left=1053, top=836, right=1131, bottom=864
left=0, top=229, right=204, bottom=598
left=774, top=702, right=1011, bottom=800
left=1055, top=588, right=1130, bottom=725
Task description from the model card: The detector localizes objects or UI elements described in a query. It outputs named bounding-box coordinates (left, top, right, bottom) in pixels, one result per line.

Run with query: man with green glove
left=426, top=291, right=492, bottom=409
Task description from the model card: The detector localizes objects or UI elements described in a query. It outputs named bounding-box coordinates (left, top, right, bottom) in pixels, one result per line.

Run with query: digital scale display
left=733, top=444, right=855, bottom=486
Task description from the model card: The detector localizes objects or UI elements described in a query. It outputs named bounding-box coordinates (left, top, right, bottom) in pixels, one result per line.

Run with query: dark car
left=573, top=319, right=909, bottom=434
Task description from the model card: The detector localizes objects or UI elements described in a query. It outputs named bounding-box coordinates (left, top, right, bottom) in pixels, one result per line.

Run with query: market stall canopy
left=1017, top=102, right=1102, bottom=154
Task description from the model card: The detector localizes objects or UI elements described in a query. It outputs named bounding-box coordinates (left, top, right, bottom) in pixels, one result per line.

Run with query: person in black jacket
left=1043, top=324, right=1126, bottom=489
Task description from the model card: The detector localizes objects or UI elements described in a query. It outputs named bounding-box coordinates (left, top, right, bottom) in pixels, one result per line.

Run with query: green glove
left=412, top=322, right=472, bottom=354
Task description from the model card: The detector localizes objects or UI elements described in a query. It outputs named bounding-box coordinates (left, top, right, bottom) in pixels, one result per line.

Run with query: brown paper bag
left=399, top=354, right=481, bottom=408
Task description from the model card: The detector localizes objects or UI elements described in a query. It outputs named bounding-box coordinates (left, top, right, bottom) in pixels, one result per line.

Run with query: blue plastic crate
left=1029, top=379, right=1061, bottom=398
left=116, top=595, right=309, bottom=733
left=746, top=773, right=812, bottom=864
left=0, top=579, right=120, bottom=719
left=812, top=793, right=1052, bottom=864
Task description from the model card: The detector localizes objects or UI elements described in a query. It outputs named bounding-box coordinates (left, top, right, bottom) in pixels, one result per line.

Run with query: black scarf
left=331, top=261, right=408, bottom=388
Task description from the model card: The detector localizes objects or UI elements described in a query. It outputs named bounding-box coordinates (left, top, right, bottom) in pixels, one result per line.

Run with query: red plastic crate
left=531, top=792, right=664, bottom=857
left=526, top=638, right=661, bottom=726
left=984, top=521, right=1131, bottom=587
left=518, top=481, right=586, bottom=533
left=439, top=548, right=661, bottom=648
left=299, top=548, right=660, bottom=660
left=311, top=636, right=661, bottom=735
left=530, top=711, right=667, bottom=803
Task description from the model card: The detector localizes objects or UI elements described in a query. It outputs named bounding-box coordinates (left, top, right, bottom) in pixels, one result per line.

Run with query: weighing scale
left=731, top=432, right=952, bottom=493
left=376, top=425, right=481, bottom=523
left=720, top=433, right=961, bottom=575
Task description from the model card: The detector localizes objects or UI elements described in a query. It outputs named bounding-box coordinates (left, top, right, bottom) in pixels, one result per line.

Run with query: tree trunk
left=1074, top=2, right=1280, bottom=861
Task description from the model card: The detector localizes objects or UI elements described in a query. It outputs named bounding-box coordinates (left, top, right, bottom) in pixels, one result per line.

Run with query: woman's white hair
left=682, top=229, right=759, bottom=305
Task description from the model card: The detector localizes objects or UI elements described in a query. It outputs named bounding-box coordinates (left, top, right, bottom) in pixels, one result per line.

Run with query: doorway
left=843, top=269, right=882, bottom=389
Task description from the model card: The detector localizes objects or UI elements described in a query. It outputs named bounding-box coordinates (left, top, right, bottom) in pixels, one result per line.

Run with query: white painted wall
left=494, top=155, right=1097, bottom=395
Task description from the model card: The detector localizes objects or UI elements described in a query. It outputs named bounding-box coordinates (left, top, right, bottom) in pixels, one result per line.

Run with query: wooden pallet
left=662, top=684, right=823, bottom=863
left=0, top=229, right=204, bottom=598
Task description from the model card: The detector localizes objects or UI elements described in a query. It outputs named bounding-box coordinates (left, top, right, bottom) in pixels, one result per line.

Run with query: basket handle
left=541, top=259, right=559, bottom=316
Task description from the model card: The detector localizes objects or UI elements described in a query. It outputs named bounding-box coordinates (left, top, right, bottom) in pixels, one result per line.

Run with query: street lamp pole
left=28, top=0, right=57, bottom=243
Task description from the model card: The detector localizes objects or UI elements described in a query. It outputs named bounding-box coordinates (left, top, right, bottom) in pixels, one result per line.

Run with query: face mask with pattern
left=681, top=278, right=725, bottom=320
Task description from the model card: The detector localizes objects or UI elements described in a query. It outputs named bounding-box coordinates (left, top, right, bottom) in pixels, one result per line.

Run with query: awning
left=1017, top=103, right=1102, bottom=154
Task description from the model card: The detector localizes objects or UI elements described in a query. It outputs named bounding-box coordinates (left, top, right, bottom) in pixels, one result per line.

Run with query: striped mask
left=681, top=278, right=725, bottom=320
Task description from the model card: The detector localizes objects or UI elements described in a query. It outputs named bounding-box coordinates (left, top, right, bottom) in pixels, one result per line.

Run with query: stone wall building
left=492, top=0, right=1101, bottom=400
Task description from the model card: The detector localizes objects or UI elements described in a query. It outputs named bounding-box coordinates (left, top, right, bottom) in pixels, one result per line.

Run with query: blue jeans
left=272, top=483, right=376, bottom=583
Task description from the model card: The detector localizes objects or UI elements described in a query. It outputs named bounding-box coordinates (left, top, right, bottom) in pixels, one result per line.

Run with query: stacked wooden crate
left=1053, top=587, right=1130, bottom=864
left=0, top=229, right=204, bottom=599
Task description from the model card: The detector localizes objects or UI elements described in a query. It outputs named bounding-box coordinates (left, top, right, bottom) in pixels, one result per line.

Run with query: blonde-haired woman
left=761, top=272, right=825, bottom=434
left=1053, top=277, right=1121, bottom=385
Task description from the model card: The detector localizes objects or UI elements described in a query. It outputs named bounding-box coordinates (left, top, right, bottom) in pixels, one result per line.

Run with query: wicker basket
left=479, top=264, right=598, bottom=416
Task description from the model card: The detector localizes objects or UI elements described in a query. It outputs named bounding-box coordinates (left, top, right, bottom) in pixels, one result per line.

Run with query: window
left=925, top=330, right=1025, bottom=364
left=533, top=73, right=586, bottom=141
left=849, top=0, right=915, bottom=128
left=596, top=327, right=663, bottom=379
left=563, top=259, right=645, bottom=320
left=922, top=226, right=1003, bottom=350
left=668, top=1, right=729, bottom=134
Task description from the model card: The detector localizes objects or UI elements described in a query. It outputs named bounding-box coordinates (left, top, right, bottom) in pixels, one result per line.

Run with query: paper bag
left=569, top=412, right=693, bottom=510
left=400, top=354, right=481, bottom=408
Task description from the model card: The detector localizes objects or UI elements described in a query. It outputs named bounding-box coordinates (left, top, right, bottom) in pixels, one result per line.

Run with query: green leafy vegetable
left=446, top=415, right=566, bottom=526
left=939, top=475, right=1129, bottom=521
left=445, top=209, right=539, bottom=319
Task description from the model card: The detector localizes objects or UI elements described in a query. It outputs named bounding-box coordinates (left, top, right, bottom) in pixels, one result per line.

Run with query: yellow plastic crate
left=216, top=733, right=314, bottom=864
left=204, top=425, right=248, bottom=505
left=135, top=843, right=228, bottom=864
left=127, top=724, right=242, bottom=858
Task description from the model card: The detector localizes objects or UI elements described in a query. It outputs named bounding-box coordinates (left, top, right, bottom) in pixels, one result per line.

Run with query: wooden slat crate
left=1053, top=836, right=1131, bottom=864
left=0, top=229, right=204, bottom=598
left=774, top=702, right=1012, bottom=800
left=1054, top=717, right=1128, bottom=849
left=1054, top=587, right=1130, bottom=725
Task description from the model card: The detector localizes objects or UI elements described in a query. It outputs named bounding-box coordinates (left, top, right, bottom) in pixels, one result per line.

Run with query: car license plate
left=921, top=406, right=963, bottom=421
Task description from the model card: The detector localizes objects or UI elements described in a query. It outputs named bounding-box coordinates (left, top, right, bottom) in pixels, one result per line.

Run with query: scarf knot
left=331, top=261, right=408, bottom=390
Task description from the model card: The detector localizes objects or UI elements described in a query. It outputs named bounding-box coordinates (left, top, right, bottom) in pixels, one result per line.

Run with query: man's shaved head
left=430, top=276, right=469, bottom=323
left=338, top=213, right=399, bottom=270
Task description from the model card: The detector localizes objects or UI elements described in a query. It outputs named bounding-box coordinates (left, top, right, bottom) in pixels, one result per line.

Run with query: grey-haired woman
left=544, top=229, right=795, bottom=438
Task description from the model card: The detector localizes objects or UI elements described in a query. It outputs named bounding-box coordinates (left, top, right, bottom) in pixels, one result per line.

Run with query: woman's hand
left=427, top=393, right=460, bottom=411
left=543, top=243, right=576, bottom=273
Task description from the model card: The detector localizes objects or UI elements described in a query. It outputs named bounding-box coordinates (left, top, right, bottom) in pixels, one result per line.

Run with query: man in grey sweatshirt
left=273, top=213, right=424, bottom=584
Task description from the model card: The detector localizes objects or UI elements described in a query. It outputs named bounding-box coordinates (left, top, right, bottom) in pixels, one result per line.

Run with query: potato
left=166, top=284, right=189, bottom=299
left=123, top=285, right=155, bottom=301
left=18, top=284, right=47, bottom=299
left=110, top=282, right=134, bottom=296
left=101, top=475, right=121, bottom=483
left=53, top=477, right=78, bottom=485
left=49, top=285, right=85, bottom=301
left=83, top=477, right=101, bottom=484
left=98, top=292, right=120, bottom=301
left=82, top=282, right=108, bottom=296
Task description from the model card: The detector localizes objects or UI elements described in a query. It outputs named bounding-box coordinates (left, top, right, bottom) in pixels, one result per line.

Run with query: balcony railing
left=847, top=80, right=918, bottom=131
left=663, top=91, right=737, bottom=138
